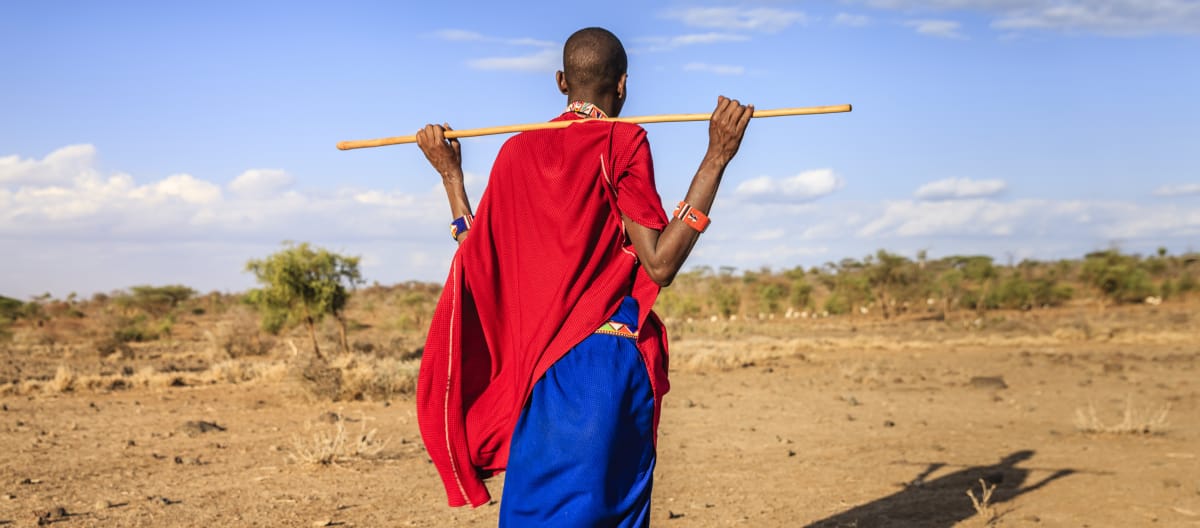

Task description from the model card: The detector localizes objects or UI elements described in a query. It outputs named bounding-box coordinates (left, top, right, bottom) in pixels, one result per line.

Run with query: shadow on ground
left=806, top=450, right=1076, bottom=527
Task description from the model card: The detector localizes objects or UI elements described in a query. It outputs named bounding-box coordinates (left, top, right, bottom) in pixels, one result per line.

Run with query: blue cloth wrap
left=499, top=296, right=655, bottom=527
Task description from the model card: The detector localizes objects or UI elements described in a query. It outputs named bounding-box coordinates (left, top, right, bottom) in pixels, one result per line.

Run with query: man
left=415, top=27, right=752, bottom=526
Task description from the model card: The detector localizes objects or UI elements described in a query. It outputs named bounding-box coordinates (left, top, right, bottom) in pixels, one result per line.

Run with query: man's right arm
left=624, top=96, right=752, bottom=287
left=416, top=123, right=474, bottom=245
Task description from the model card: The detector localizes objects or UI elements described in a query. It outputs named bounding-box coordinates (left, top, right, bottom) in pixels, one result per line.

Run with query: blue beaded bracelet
left=450, top=214, right=474, bottom=241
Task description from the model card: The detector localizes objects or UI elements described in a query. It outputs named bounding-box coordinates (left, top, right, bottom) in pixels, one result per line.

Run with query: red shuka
left=416, top=113, right=671, bottom=507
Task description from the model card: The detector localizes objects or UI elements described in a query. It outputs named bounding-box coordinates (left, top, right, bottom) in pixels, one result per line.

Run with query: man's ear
left=556, top=71, right=569, bottom=95
left=616, top=73, right=627, bottom=100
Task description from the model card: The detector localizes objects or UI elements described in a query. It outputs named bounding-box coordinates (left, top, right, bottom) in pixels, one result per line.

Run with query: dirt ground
left=2, top=304, right=1198, bottom=527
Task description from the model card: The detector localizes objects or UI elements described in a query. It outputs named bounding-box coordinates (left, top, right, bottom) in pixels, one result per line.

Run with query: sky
left=2, top=0, right=1199, bottom=299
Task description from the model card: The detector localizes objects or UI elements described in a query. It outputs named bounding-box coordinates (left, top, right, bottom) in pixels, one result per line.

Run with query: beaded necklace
left=566, top=101, right=609, bottom=119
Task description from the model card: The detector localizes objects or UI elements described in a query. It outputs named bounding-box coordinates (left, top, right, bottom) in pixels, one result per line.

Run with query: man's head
left=557, top=27, right=628, bottom=117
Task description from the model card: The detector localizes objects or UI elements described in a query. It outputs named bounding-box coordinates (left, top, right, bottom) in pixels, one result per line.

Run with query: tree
left=867, top=249, right=911, bottom=318
left=245, top=242, right=363, bottom=359
left=115, top=285, right=196, bottom=316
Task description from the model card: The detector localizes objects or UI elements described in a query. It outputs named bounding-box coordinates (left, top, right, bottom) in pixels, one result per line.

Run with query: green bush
left=1081, top=250, right=1155, bottom=303
left=823, top=293, right=851, bottom=315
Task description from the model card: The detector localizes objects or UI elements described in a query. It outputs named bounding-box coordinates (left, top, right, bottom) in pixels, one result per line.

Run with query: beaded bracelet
left=450, top=214, right=474, bottom=241
left=673, top=201, right=711, bottom=233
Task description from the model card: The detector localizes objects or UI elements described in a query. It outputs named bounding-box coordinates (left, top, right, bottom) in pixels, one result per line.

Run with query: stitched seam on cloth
left=443, top=259, right=469, bottom=502
left=600, top=152, right=638, bottom=260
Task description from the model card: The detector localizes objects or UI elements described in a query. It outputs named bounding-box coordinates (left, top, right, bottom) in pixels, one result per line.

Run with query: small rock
left=969, top=376, right=1008, bottom=390
left=312, top=520, right=333, bottom=527
left=94, top=499, right=112, bottom=510
left=174, top=456, right=184, bottom=464
left=787, top=450, right=796, bottom=457
left=36, top=506, right=69, bottom=525
left=668, top=511, right=685, bottom=520
left=151, top=496, right=180, bottom=505
left=883, top=420, right=896, bottom=428
left=3, top=493, right=15, bottom=500
left=180, top=420, right=226, bottom=435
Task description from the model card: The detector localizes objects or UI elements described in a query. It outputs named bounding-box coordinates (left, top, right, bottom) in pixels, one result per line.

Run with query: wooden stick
left=336, top=104, right=851, bottom=151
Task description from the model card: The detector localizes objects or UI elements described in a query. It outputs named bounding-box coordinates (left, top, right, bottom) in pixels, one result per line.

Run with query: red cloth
left=417, top=113, right=672, bottom=507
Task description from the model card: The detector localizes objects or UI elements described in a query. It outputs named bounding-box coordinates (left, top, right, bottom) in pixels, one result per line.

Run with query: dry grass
left=1075, top=396, right=1171, bottom=435
left=2, top=359, right=291, bottom=397
left=328, top=355, right=420, bottom=401
left=289, top=415, right=388, bottom=466
left=966, top=478, right=998, bottom=525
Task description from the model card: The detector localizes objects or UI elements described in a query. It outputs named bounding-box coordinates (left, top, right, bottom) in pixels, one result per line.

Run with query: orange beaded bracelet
left=673, top=201, right=711, bottom=233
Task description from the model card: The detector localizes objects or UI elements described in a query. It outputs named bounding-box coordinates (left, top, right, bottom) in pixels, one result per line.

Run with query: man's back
left=413, top=27, right=752, bottom=520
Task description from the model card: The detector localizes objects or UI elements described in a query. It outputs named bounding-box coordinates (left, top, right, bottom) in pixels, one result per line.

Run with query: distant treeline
left=2, top=248, right=1197, bottom=347
left=656, top=248, right=1198, bottom=320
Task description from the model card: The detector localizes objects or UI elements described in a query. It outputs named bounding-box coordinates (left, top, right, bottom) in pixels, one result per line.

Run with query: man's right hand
left=706, top=96, right=753, bottom=165
left=416, top=123, right=464, bottom=184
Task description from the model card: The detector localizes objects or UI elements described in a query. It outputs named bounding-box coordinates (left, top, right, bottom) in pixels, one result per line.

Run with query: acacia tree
left=867, top=249, right=911, bottom=319
left=245, top=242, right=363, bottom=359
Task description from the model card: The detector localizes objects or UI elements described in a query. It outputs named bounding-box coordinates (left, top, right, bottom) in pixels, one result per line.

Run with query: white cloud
left=634, top=32, right=751, bottom=52
left=131, top=174, right=222, bottom=205
left=993, top=0, right=1200, bottom=35
left=665, top=7, right=808, bottom=33
left=0, top=144, right=97, bottom=186
left=467, top=48, right=559, bottom=73
left=834, top=13, right=873, bottom=27
left=433, top=29, right=556, bottom=47
left=229, top=169, right=293, bottom=198
left=433, top=29, right=559, bottom=73
left=683, top=62, right=746, bottom=75
left=915, top=177, right=1007, bottom=200
left=905, top=19, right=967, bottom=38
left=859, top=199, right=1030, bottom=237
left=735, top=169, right=844, bottom=201
left=1154, top=183, right=1200, bottom=197
left=0, top=145, right=444, bottom=240
left=855, top=198, right=1200, bottom=241
left=434, top=29, right=485, bottom=42
left=861, top=0, right=1200, bottom=36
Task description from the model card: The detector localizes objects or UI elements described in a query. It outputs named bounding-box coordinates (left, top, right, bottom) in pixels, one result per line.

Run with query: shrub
left=1081, top=250, right=1155, bottom=303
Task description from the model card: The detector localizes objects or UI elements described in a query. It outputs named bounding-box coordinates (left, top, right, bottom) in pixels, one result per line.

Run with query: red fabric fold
left=416, top=114, right=671, bottom=507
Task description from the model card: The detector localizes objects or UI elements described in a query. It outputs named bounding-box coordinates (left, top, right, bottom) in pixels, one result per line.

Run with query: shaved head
left=562, top=27, right=627, bottom=93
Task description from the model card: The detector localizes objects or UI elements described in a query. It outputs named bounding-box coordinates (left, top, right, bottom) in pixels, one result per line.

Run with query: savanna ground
left=1, top=293, right=1197, bottom=527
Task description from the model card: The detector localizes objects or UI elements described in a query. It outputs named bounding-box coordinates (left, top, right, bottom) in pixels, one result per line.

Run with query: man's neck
left=566, top=93, right=619, bottom=118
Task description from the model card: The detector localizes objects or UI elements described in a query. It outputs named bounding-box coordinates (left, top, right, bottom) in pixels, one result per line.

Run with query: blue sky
left=2, top=1, right=1199, bottom=298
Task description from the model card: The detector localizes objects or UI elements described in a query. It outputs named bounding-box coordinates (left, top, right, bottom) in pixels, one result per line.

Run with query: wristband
left=450, top=214, right=474, bottom=241
left=673, top=201, right=711, bottom=233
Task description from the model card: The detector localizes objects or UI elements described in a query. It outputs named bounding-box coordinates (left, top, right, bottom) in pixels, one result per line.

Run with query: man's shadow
left=805, top=450, right=1076, bottom=527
